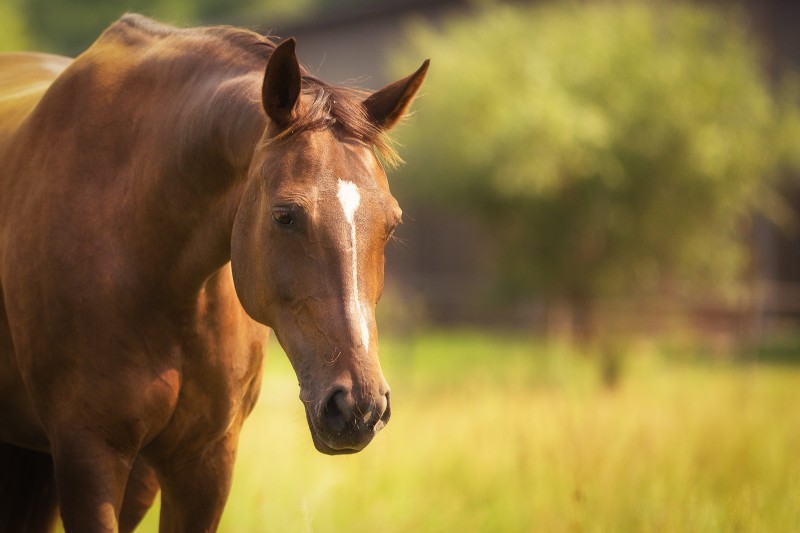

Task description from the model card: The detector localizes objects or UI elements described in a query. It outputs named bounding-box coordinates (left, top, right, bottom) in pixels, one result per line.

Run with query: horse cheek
left=230, top=193, right=273, bottom=326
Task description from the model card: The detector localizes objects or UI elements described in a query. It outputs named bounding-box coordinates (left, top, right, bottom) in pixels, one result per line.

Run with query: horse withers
left=0, top=14, right=427, bottom=532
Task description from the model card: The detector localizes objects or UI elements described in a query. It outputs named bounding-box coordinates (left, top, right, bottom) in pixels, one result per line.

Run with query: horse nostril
left=372, top=392, right=391, bottom=433
left=322, top=388, right=350, bottom=434
left=320, top=387, right=391, bottom=437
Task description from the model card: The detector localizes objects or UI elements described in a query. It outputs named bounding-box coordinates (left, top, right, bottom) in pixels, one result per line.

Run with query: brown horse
left=0, top=14, right=427, bottom=532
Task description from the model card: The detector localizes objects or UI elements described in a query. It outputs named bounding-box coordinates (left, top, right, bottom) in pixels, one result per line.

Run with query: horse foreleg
left=50, top=431, right=137, bottom=533
left=155, top=432, right=239, bottom=533
left=119, top=457, right=160, bottom=533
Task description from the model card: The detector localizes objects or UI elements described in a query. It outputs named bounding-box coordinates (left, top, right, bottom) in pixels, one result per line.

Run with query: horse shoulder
left=147, top=266, right=268, bottom=457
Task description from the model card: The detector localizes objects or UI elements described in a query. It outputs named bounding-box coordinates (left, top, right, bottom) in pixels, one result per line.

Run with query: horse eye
left=272, top=208, right=293, bottom=226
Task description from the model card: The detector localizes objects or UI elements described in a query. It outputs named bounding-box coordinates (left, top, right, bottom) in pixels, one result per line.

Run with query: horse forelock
left=267, top=80, right=400, bottom=167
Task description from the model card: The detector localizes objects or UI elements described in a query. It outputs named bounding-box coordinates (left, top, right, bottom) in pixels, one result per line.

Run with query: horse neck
left=70, top=48, right=271, bottom=304
left=148, top=74, right=266, bottom=301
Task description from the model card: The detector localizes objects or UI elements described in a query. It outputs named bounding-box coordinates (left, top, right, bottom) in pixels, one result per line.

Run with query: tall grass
left=132, top=332, right=800, bottom=531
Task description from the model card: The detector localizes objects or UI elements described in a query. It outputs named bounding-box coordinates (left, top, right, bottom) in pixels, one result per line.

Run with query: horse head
left=231, top=39, right=428, bottom=454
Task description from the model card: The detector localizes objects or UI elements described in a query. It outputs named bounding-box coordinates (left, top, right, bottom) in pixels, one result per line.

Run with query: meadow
left=129, top=331, right=800, bottom=532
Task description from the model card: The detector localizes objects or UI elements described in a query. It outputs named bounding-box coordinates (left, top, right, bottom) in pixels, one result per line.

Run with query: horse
left=0, top=14, right=428, bottom=532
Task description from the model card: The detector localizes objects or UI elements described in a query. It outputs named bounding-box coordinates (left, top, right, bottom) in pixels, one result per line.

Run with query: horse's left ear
left=363, top=59, right=430, bottom=131
left=262, top=37, right=301, bottom=129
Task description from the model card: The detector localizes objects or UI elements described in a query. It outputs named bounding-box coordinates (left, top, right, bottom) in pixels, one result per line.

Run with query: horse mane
left=108, top=14, right=400, bottom=166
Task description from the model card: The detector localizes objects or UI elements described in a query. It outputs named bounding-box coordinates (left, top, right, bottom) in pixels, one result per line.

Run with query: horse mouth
left=303, top=409, right=373, bottom=456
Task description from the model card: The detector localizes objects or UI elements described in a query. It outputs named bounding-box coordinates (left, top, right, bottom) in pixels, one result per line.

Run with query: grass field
left=129, top=331, right=800, bottom=531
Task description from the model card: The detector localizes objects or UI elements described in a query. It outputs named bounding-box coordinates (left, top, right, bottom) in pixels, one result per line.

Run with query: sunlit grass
left=131, top=331, right=800, bottom=531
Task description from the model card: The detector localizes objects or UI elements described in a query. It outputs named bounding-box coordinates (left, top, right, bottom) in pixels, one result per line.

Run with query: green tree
left=18, top=0, right=231, bottom=55
left=391, top=1, right=800, bottom=330
left=16, top=0, right=318, bottom=56
left=0, top=0, right=30, bottom=51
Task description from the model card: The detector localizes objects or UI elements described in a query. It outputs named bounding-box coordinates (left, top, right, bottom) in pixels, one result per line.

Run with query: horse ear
left=262, top=37, right=301, bottom=129
left=363, top=59, right=430, bottom=131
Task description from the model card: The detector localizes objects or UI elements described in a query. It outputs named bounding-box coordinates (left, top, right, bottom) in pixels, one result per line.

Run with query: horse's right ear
left=364, top=59, right=429, bottom=131
left=262, top=38, right=301, bottom=130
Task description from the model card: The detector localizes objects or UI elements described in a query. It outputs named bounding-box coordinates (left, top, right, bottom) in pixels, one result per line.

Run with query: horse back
left=0, top=53, right=71, bottom=136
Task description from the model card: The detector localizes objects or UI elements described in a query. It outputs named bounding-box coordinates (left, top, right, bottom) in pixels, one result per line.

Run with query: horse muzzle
left=303, top=385, right=391, bottom=455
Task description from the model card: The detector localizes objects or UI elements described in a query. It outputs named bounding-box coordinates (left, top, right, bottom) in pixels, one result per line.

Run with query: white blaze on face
left=336, top=179, right=370, bottom=349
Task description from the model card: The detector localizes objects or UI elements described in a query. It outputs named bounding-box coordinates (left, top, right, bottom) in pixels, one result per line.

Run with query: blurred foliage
left=1, top=0, right=415, bottom=55
left=0, top=0, right=30, bottom=51
left=20, top=0, right=187, bottom=54
left=0, top=0, right=324, bottom=55
left=391, top=1, right=800, bottom=310
left=133, top=332, right=800, bottom=532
